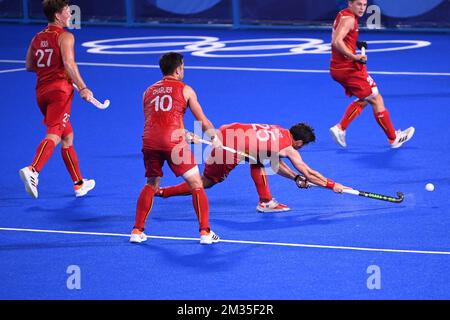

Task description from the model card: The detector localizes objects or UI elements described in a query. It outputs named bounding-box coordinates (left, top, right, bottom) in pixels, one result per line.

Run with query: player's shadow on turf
left=139, top=241, right=246, bottom=272
left=345, top=148, right=420, bottom=169
left=73, top=214, right=133, bottom=224
left=0, top=241, right=124, bottom=251
left=97, top=153, right=141, bottom=159
left=23, top=198, right=129, bottom=227
left=212, top=206, right=402, bottom=231
left=25, top=196, right=90, bottom=212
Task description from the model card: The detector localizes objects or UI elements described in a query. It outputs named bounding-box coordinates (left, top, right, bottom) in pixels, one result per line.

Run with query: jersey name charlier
left=152, top=86, right=173, bottom=95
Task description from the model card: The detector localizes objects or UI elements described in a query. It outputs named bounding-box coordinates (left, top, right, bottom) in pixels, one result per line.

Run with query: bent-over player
left=157, top=123, right=348, bottom=207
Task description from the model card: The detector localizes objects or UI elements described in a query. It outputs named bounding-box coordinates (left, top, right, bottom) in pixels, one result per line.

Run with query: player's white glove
left=211, top=135, right=223, bottom=149
left=295, top=174, right=310, bottom=189
left=185, top=132, right=200, bottom=144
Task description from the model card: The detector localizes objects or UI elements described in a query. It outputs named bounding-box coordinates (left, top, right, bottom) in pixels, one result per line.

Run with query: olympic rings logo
left=82, top=36, right=431, bottom=58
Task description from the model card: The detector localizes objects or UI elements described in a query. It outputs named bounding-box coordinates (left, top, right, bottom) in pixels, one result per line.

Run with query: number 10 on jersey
left=151, top=95, right=173, bottom=112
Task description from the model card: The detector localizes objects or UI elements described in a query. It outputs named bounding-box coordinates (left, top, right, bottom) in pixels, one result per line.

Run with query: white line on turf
left=1, top=227, right=449, bottom=256
left=0, top=67, right=27, bottom=74
left=0, top=59, right=449, bottom=76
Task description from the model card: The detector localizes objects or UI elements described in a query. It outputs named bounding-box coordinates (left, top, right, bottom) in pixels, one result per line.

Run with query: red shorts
left=203, top=148, right=240, bottom=184
left=36, top=82, right=74, bottom=137
left=142, top=144, right=197, bottom=178
left=330, top=65, right=377, bottom=100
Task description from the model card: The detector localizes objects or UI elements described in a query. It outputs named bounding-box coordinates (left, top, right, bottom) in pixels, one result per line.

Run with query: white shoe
left=330, top=125, right=347, bottom=148
left=390, top=127, right=415, bottom=149
left=19, top=166, right=39, bottom=199
left=200, top=230, right=220, bottom=245
left=74, top=179, right=96, bottom=197
left=256, top=199, right=290, bottom=213
left=130, top=229, right=147, bottom=243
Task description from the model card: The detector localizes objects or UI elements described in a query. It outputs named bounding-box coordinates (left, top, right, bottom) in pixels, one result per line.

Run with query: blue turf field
left=0, top=24, right=449, bottom=300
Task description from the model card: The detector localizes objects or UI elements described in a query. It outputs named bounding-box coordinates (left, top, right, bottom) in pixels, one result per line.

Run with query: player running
left=130, top=52, right=221, bottom=245
left=156, top=123, right=348, bottom=208
left=329, top=0, right=415, bottom=149
left=20, top=0, right=95, bottom=199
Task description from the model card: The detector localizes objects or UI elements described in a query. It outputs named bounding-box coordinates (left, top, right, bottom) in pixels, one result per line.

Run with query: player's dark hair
left=42, top=0, right=70, bottom=22
left=159, top=52, right=184, bottom=76
left=289, top=123, right=316, bottom=145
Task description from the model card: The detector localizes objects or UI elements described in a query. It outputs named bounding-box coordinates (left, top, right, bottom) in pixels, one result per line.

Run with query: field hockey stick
left=308, top=181, right=404, bottom=203
left=186, top=132, right=258, bottom=163
left=73, top=84, right=110, bottom=110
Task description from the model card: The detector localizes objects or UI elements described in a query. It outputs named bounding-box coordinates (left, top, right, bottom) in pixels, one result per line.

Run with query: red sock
left=134, top=185, right=155, bottom=231
left=192, top=188, right=210, bottom=232
left=61, top=146, right=83, bottom=183
left=250, top=164, right=272, bottom=202
left=339, top=101, right=363, bottom=130
left=162, top=182, right=192, bottom=198
left=31, top=139, right=56, bottom=172
left=374, top=109, right=396, bottom=141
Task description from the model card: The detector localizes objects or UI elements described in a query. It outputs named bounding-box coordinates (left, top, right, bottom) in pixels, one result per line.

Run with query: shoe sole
left=200, top=235, right=220, bottom=245
left=329, top=128, right=347, bottom=148
left=257, top=207, right=291, bottom=213
left=200, top=240, right=220, bottom=245
left=19, top=169, right=38, bottom=199
left=130, top=234, right=147, bottom=243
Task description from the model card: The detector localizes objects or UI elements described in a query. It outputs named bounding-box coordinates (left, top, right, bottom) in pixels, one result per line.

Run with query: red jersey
left=219, top=123, right=293, bottom=159
left=330, top=8, right=359, bottom=70
left=142, top=77, right=188, bottom=150
left=31, top=25, right=71, bottom=89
